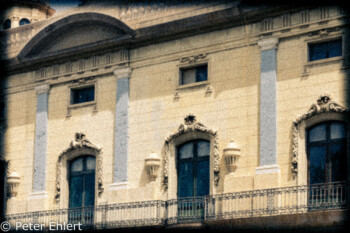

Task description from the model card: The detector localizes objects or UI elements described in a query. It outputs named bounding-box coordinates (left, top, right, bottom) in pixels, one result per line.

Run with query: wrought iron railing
left=6, top=182, right=349, bottom=230
left=205, top=182, right=348, bottom=221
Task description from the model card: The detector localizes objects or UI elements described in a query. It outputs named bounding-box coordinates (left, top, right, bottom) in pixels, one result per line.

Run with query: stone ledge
left=109, top=182, right=129, bottom=190
left=28, top=191, right=48, bottom=199
left=255, top=164, right=280, bottom=174
left=205, top=209, right=349, bottom=231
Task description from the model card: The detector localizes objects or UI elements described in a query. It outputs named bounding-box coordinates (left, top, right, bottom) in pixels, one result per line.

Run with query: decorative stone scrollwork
left=291, top=94, right=347, bottom=178
left=163, top=114, right=220, bottom=190
left=55, top=133, right=104, bottom=203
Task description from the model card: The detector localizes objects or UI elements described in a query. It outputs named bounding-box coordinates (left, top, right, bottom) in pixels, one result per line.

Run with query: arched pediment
left=19, top=12, right=134, bottom=59
left=163, top=114, right=220, bottom=190
left=291, top=94, right=348, bottom=178
left=55, top=133, right=103, bottom=203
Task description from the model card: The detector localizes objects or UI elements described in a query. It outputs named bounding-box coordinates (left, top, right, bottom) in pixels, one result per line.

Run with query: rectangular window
left=180, top=65, right=207, bottom=85
left=308, top=39, right=342, bottom=62
left=70, top=85, right=95, bottom=105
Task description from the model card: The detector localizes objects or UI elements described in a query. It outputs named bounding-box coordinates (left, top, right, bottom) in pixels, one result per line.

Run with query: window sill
left=176, top=81, right=209, bottom=90
left=67, top=101, right=97, bottom=117
left=68, top=101, right=96, bottom=109
left=306, top=56, right=343, bottom=67
left=302, top=56, right=343, bottom=77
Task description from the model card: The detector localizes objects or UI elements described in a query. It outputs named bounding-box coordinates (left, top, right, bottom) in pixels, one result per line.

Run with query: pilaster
left=255, top=37, right=280, bottom=189
left=112, top=67, right=131, bottom=187
left=32, top=84, right=49, bottom=193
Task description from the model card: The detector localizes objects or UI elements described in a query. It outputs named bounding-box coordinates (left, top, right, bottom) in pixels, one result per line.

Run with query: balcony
left=5, top=182, right=349, bottom=231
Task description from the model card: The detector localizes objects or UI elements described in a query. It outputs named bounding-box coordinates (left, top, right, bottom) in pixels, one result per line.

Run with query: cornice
left=2, top=3, right=348, bottom=74
left=0, top=4, right=321, bottom=69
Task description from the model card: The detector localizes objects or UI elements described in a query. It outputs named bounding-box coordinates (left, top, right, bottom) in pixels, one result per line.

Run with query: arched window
left=177, top=140, right=210, bottom=198
left=3, top=19, right=11, bottom=30
left=19, top=18, right=30, bottom=26
left=307, top=121, right=347, bottom=185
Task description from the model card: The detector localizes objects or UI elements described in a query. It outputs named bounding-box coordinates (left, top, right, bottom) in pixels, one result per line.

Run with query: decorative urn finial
left=223, top=140, right=241, bottom=173
left=145, top=151, right=161, bottom=182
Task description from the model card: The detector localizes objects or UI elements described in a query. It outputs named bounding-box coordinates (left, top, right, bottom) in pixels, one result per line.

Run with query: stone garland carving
left=163, top=114, right=220, bottom=190
left=55, top=133, right=104, bottom=203
left=291, top=94, right=347, bottom=178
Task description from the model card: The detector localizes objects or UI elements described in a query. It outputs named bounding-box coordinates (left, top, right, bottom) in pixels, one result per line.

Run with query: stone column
left=110, top=67, right=131, bottom=190
left=10, top=17, right=19, bottom=28
left=254, top=37, right=280, bottom=189
left=28, top=84, right=49, bottom=211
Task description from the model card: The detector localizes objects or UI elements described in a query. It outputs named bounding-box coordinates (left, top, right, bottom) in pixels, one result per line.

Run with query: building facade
left=0, top=0, right=349, bottom=231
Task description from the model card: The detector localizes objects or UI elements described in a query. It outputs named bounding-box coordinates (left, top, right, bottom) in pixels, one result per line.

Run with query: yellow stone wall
left=2, top=5, right=348, bottom=214
left=1, top=4, right=54, bottom=29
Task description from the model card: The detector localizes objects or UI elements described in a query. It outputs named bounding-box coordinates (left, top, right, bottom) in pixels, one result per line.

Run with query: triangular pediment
left=19, top=13, right=134, bottom=58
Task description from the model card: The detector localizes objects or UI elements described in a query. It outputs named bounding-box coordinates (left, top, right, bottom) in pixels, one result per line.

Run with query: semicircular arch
left=19, top=12, right=134, bottom=59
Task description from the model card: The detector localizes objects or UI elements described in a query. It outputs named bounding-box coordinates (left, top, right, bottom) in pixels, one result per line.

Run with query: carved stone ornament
left=55, top=132, right=104, bottom=203
left=291, top=94, right=347, bottom=178
left=163, top=114, right=220, bottom=190
left=6, top=160, right=21, bottom=198
left=180, top=53, right=207, bottom=64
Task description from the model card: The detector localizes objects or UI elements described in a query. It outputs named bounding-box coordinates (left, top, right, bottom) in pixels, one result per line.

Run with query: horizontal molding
left=3, top=4, right=346, bottom=71
left=109, top=182, right=129, bottom=190
left=255, top=164, right=281, bottom=174
left=28, top=191, right=48, bottom=200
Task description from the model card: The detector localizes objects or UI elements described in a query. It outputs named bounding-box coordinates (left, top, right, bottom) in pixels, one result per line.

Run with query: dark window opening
left=3, top=19, right=11, bottom=30
left=180, top=65, right=208, bottom=85
left=308, top=39, right=342, bottom=62
left=19, top=18, right=30, bottom=26
left=177, top=140, right=210, bottom=221
left=69, top=156, right=95, bottom=224
left=307, top=121, right=347, bottom=185
left=307, top=121, right=347, bottom=209
left=177, top=140, right=210, bottom=198
left=71, top=86, right=95, bottom=105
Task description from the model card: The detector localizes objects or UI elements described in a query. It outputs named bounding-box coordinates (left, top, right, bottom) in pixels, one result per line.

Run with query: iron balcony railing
left=6, top=182, right=349, bottom=230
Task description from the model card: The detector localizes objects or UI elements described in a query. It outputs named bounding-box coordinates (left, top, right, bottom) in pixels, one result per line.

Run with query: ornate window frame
left=55, top=133, right=103, bottom=208
left=291, top=94, right=348, bottom=185
left=163, top=114, right=220, bottom=198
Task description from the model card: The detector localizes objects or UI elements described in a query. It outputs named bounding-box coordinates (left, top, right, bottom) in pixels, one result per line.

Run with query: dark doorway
left=68, top=156, right=95, bottom=224
left=177, top=140, right=210, bottom=221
